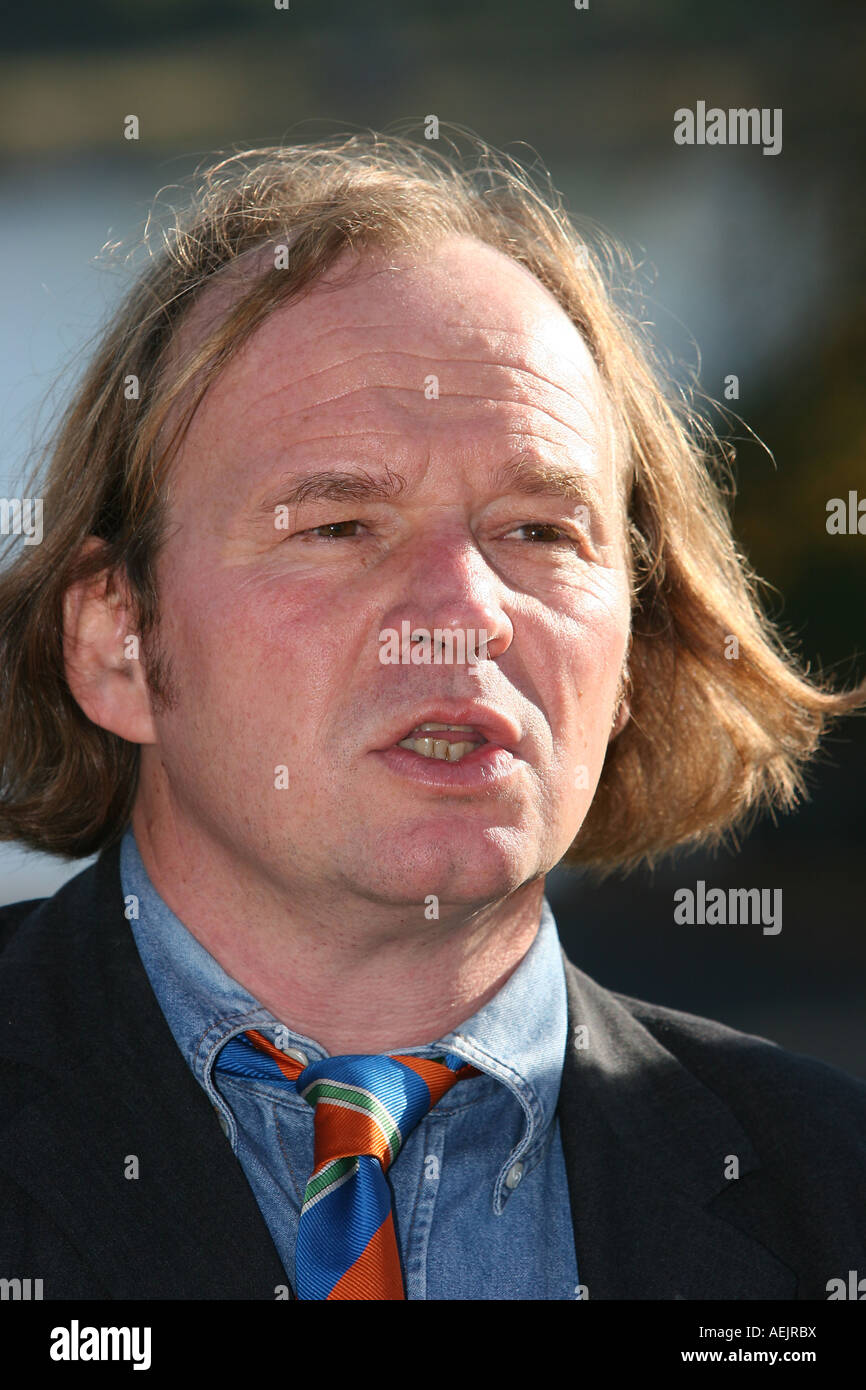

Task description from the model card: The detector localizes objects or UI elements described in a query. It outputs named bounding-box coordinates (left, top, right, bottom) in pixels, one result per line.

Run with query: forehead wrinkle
left=211, top=296, right=598, bottom=401
left=247, top=314, right=586, bottom=351
left=237, top=384, right=602, bottom=455
left=221, top=342, right=598, bottom=403
left=223, top=348, right=603, bottom=436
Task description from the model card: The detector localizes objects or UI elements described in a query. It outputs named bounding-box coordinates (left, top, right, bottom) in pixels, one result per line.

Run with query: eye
left=505, top=522, right=581, bottom=546
left=291, top=518, right=585, bottom=548
left=299, top=520, right=366, bottom=540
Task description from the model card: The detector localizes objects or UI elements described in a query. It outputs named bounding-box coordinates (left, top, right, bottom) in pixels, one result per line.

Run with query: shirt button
left=505, top=1161, right=524, bottom=1190
left=282, top=1047, right=309, bottom=1066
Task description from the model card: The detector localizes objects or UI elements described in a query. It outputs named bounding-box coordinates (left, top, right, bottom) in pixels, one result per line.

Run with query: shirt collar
left=120, top=826, right=568, bottom=1189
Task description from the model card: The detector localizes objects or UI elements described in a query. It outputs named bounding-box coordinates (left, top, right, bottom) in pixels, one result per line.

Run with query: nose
left=380, top=523, right=514, bottom=664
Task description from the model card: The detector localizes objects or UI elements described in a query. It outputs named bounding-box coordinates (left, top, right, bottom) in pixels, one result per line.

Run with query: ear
left=607, top=658, right=632, bottom=743
left=62, top=537, right=158, bottom=745
left=608, top=695, right=631, bottom=742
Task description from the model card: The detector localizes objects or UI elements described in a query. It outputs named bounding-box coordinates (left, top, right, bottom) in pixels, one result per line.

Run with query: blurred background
left=1, top=1, right=864, bottom=1072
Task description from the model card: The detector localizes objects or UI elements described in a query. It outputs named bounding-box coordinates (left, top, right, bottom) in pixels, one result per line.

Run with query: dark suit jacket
left=1, top=843, right=864, bottom=1300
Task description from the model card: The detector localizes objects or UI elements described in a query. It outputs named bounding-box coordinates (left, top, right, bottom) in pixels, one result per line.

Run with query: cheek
left=543, top=590, right=630, bottom=776
left=552, top=572, right=630, bottom=689
left=576, top=619, right=629, bottom=709
left=159, top=559, right=363, bottom=730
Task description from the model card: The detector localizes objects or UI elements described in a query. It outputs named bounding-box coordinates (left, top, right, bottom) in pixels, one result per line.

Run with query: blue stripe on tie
left=296, top=1155, right=391, bottom=1300
left=439, top=1052, right=472, bottom=1074
left=298, top=1053, right=434, bottom=1133
left=215, top=1032, right=300, bottom=1089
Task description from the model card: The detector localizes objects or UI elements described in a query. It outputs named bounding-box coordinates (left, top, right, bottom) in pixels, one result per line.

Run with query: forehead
left=172, top=233, right=597, bottom=388
left=163, top=233, right=619, bottom=502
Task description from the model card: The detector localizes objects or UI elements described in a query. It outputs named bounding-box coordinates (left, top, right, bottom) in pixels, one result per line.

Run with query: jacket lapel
left=0, top=845, right=288, bottom=1299
left=557, top=952, right=799, bottom=1299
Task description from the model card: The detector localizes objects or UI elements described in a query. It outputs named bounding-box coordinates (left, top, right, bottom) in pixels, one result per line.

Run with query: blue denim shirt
left=120, top=826, right=579, bottom=1299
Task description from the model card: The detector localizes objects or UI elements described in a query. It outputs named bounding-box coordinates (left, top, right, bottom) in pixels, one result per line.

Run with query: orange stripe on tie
left=395, top=1054, right=481, bottom=1108
left=246, top=1029, right=305, bottom=1083
left=327, top=1211, right=404, bottom=1300
left=313, top=1103, right=393, bottom=1170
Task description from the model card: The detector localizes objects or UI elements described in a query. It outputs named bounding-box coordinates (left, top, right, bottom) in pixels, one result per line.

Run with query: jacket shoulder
left=0, top=848, right=127, bottom=1075
left=0, top=895, right=50, bottom=949
left=608, top=984, right=866, bottom=1154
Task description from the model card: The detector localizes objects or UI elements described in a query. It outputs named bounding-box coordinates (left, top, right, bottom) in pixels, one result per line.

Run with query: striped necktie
left=215, top=1027, right=480, bottom=1299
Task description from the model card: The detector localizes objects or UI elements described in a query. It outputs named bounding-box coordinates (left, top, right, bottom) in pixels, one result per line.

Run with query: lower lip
left=373, top=742, right=519, bottom=788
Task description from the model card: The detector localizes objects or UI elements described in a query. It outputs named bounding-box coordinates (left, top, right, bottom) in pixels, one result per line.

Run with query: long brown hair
left=1, top=131, right=861, bottom=868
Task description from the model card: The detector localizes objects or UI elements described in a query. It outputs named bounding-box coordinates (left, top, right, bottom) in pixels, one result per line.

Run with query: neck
left=130, top=807, right=546, bottom=1055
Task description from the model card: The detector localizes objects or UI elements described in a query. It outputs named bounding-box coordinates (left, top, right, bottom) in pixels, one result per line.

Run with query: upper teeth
left=398, top=723, right=482, bottom=762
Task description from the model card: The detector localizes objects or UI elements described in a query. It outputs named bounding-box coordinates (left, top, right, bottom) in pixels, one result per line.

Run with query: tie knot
left=298, top=1051, right=479, bottom=1172
left=214, top=1030, right=480, bottom=1172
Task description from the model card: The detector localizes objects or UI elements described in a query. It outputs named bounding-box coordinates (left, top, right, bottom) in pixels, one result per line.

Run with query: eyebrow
left=254, top=452, right=604, bottom=516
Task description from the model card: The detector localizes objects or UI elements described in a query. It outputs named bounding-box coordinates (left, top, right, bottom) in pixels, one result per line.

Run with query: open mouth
left=395, top=722, right=487, bottom=763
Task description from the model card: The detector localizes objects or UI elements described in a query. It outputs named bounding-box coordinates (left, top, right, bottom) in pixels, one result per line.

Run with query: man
left=0, top=133, right=863, bottom=1300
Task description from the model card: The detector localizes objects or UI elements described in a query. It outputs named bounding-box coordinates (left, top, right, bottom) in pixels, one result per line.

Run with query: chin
left=360, top=837, right=534, bottom=906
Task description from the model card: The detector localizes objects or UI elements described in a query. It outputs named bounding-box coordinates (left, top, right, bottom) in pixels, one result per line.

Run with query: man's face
left=138, top=234, right=631, bottom=910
